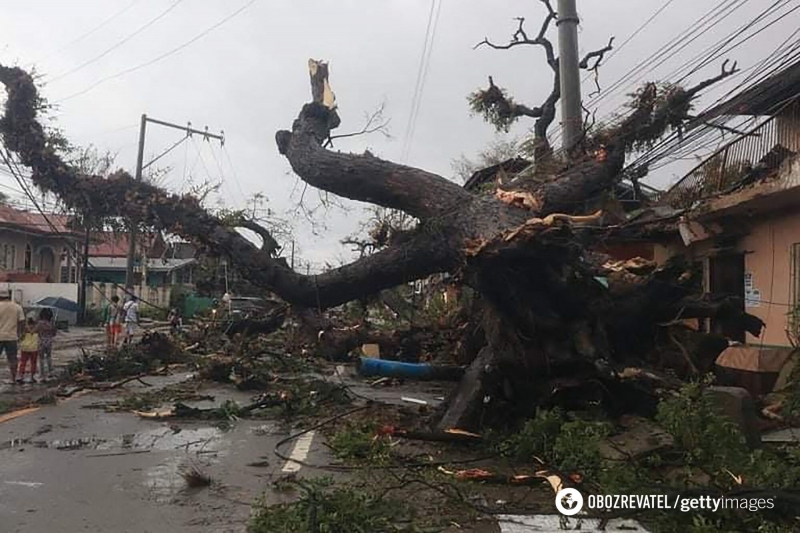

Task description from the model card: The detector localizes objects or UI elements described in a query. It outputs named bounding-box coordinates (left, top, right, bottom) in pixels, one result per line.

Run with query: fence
left=659, top=104, right=800, bottom=209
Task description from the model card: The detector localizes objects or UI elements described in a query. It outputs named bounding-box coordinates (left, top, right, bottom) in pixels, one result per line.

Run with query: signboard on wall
left=745, top=272, right=761, bottom=308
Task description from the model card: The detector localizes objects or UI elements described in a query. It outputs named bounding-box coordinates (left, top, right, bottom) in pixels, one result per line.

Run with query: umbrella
left=34, top=296, right=81, bottom=313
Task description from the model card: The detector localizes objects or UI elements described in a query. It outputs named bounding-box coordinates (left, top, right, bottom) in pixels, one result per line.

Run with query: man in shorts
left=0, top=289, right=25, bottom=384
left=122, top=296, right=140, bottom=344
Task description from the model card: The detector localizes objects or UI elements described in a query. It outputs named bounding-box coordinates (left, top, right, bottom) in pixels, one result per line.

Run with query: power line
left=141, top=132, right=189, bottom=172
left=400, top=0, right=442, bottom=162
left=671, top=0, right=796, bottom=84
left=209, top=144, right=246, bottom=205
left=57, top=0, right=258, bottom=102
left=0, top=142, right=170, bottom=311
left=37, top=0, right=142, bottom=63
left=587, top=0, right=750, bottom=109
left=580, top=0, right=677, bottom=85
left=222, top=146, right=248, bottom=204
left=400, top=0, right=437, bottom=162
left=629, top=5, right=800, bottom=170
left=565, top=0, right=799, bottom=171
left=49, top=0, right=186, bottom=84
left=551, top=0, right=750, bottom=149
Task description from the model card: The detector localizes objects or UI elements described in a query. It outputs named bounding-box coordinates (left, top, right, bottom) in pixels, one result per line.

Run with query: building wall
left=0, top=230, right=74, bottom=282
left=86, top=283, right=174, bottom=310
left=4, top=282, right=79, bottom=306
left=738, top=213, right=800, bottom=346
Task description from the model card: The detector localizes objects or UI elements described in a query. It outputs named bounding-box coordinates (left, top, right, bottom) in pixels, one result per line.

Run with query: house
left=0, top=204, right=82, bottom=305
left=644, top=59, right=800, bottom=349
left=86, top=232, right=196, bottom=308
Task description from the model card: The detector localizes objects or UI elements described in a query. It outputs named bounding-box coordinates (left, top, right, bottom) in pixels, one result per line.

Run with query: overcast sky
left=1, top=1, right=797, bottom=269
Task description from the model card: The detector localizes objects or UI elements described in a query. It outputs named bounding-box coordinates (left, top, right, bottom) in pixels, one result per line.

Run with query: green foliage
left=497, top=408, right=564, bottom=462
left=419, top=290, right=460, bottom=325
left=139, top=304, right=167, bottom=321
left=329, top=422, right=390, bottom=464
left=468, top=84, right=518, bottom=133
left=655, top=382, right=748, bottom=471
left=451, top=136, right=521, bottom=183
left=249, top=477, right=409, bottom=533
left=780, top=359, right=800, bottom=418
left=169, top=285, right=191, bottom=315
left=66, top=333, right=184, bottom=380
left=494, top=389, right=800, bottom=532
left=498, top=409, right=615, bottom=480
left=552, top=419, right=613, bottom=478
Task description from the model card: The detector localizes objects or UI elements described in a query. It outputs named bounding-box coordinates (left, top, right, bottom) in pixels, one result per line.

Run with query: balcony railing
left=659, top=104, right=800, bottom=209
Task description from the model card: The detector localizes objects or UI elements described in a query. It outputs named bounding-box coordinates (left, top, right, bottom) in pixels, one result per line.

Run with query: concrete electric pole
left=125, top=113, right=147, bottom=290
left=125, top=115, right=225, bottom=290
left=556, top=0, right=582, bottom=152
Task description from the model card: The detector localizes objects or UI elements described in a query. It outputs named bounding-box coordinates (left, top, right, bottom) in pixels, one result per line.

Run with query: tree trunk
left=0, top=61, right=750, bottom=431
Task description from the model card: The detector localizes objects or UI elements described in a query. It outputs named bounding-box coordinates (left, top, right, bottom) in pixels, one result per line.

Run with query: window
left=0, top=244, right=6, bottom=270
left=24, top=244, right=32, bottom=272
left=9, top=245, right=16, bottom=270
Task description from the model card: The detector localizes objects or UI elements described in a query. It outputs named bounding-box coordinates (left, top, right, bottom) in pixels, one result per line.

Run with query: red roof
left=88, top=232, right=164, bottom=258
left=0, top=272, right=49, bottom=282
left=0, top=204, right=78, bottom=236
left=88, top=233, right=132, bottom=257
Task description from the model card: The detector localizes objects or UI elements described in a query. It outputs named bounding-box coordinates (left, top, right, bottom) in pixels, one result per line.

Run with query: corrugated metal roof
left=0, top=205, right=79, bottom=236
left=87, top=257, right=195, bottom=272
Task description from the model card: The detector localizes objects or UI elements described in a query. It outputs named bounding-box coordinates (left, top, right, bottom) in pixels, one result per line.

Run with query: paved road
left=0, top=374, right=337, bottom=533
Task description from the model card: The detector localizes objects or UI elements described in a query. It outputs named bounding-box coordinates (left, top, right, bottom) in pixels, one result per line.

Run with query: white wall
left=5, top=283, right=79, bottom=306
left=87, top=283, right=173, bottom=309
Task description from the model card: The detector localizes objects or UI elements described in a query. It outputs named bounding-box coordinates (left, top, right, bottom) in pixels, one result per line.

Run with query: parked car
left=227, top=296, right=282, bottom=319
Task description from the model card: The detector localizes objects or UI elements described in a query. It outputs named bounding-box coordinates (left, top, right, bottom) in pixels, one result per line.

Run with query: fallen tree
left=0, top=47, right=758, bottom=431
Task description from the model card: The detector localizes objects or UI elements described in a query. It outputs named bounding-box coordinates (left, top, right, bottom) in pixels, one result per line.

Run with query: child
left=103, top=296, right=121, bottom=348
left=36, top=308, right=57, bottom=382
left=17, top=317, right=39, bottom=384
left=168, top=308, right=182, bottom=336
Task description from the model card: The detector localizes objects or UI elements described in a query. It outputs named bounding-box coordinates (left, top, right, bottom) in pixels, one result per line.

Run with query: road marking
left=281, top=431, right=315, bottom=473
left=0, top=407, right=40, bottom=424
left=4, top=481, right=43, bottom=488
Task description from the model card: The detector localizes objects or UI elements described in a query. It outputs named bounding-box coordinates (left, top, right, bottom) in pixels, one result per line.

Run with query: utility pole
left=126, top=113, right=147, bottom=290
left=78, top=223, right=90, bottom=323
left=125, top=114, right=225, bottom=290
left=557, top=0, right=582, bottom=152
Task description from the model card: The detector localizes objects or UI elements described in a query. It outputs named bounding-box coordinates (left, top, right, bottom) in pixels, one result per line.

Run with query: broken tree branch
left=579, top=37, right=615, bottom=70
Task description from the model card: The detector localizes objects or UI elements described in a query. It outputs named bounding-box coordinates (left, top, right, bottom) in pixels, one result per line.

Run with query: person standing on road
left=0, top=290, right=25, bottom=384
left=167, top=307, right=182, bottom=336
left=17, top=318, right=39, bottom=384
left=122, top=296, right=140, bottom=344
left=36, top=308, right=57, bottom=382
left=103, top=295, right=121, bottom=348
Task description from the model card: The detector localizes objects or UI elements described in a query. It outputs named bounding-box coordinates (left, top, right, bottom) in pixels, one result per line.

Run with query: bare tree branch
left=324, top=101, right=391, bottom=148
left=475, top=2, right=557, bottom=68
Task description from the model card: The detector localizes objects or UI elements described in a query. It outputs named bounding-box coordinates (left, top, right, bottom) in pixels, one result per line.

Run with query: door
left=708, top=253, right=746, bottom=342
